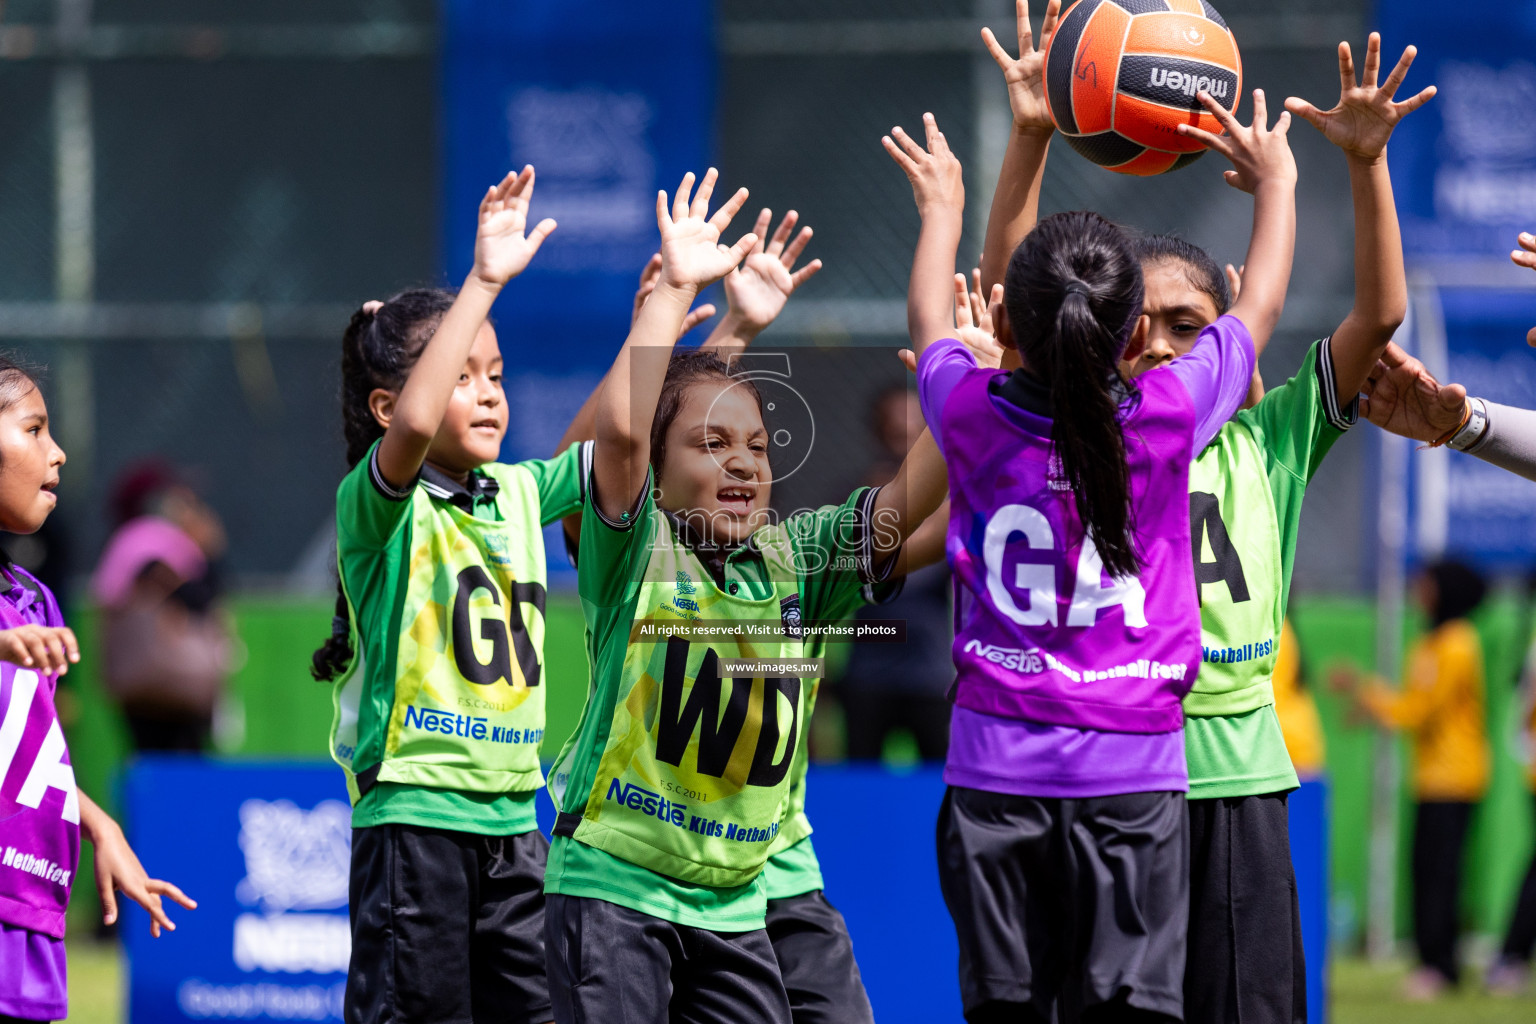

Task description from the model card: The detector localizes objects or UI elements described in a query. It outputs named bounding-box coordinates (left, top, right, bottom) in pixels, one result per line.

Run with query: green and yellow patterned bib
left=550, top=510, right=813, bottom=888
left=331, top=460, right=552, bottom=800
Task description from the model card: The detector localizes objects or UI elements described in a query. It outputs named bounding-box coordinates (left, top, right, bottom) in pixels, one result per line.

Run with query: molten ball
left=1043, top=0, right=1242, bottom=176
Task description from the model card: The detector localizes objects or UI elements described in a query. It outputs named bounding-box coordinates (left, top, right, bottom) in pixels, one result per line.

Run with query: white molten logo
left=235, top=798, right=351, bottom=913
left=1149, top=68, right=1228, bottom=100
left=1183, top=27, right=1206, bottom=46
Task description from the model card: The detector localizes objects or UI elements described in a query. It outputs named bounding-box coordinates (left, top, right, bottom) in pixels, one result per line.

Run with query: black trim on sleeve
left=863, top=575, right=906, bottom=606
left=577, top=440, right=594, bottom=505
left=590, top=467, right=652, bottom=532
left=1315, top=336, right=1359, bottom=431
left=854, top=486, right=902, bottom=586
left=368, top=445, right=415, bottom=501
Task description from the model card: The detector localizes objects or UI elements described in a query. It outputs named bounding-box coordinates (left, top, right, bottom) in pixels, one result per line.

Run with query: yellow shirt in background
left=1363, top=619, right=1490, bottom=802
left=1272, top=618, right=1326, bottom=778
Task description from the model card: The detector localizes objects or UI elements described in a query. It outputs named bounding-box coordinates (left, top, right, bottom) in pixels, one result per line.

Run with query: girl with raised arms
left=542, top=169, right=946, bottom=1023
left=314, top=167, right=575, bottom=1024
left=888, top=72, right=1295, bottom=1020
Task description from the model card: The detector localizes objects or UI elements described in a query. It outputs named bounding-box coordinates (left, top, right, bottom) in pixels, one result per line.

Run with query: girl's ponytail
left=312, top=289, right=457, bottom=682
left=1005, top=211, right=1146, bottom=580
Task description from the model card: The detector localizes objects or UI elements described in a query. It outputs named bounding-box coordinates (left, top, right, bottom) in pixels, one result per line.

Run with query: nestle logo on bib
left=1148, top=68, right=1228, bottom=100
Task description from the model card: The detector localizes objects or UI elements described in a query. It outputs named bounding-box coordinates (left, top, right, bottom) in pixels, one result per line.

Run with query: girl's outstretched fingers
left=789, top=258, right=823, bottom=290
left=680, top=303, right=717, bottom=335
left=1512, top=232, right=1536, bottom=270
left=954, top=273, right=974, bottom=329
left=689, top=167, right=720, bottom=219
left=897, top=348, right=919, bottom=374
left=671, top=171, right=696, bottom=223
left=708, top=186, right=752, bottom=235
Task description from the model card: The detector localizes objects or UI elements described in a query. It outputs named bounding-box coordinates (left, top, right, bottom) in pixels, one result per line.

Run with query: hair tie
left=1063, top=279, right=1091, bottom=300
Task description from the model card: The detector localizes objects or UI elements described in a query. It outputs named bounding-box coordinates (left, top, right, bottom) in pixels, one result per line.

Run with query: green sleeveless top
left=330, top=442, right=585, bottom=831
left=1183, top=339, right=1352, bottom=797
left=546, top=481, right=885, bottom=929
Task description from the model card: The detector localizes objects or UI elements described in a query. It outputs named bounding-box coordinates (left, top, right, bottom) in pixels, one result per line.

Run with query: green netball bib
left=550, top=511, right=812, bottom=888
left=1185, top=422, right=1283, bottom=717
left=331, top=461, right=551, bottom=799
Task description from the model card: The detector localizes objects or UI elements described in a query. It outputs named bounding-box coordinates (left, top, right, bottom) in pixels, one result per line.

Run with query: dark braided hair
left=312, top=288, right=457, bottom=682
left=650, top=350, right=765, bottom=480
left=1131, top=234, right=1231, bottom=316
left=1005, top=211, right=1145, bottom=579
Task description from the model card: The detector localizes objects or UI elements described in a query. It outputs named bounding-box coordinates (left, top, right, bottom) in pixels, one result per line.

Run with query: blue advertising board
left=441, top=0, right=715, bottom=463
left=1377, top=0, right=1536, bottom=568
left=123, top=759, right=352, bottom=1023
left=120, top=761, right=1329, bottom=1022
left=1381, top=0, right=1536, bottom=265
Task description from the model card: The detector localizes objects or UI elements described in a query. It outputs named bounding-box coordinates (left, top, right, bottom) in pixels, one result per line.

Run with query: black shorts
left=937, top=786, right=1189, bottom=1023
left=544, top=893, right=790, bottom=1024
left=1186, top=792, right=1306, bottom=1024
left=345, top=824, right=552, bottom=1024
left=765, top=890, right=875, bottom=1024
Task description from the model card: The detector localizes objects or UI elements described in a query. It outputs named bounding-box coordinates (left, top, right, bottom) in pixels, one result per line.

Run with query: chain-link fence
left=0, top=0, right=1380, bottom=595
left=719, top=0, right=1375, bottom=593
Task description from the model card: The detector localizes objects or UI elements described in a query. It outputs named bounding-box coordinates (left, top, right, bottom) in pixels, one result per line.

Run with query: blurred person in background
left=835, top=384, right=952, bottom=762
left=1487, top=571, right=1536, bottom=996
left=1272, top=617, right=1325, bottom=780
left=1335, top=558, right=1490, bottom=1000
left=91, top=460, right=234, bottom=753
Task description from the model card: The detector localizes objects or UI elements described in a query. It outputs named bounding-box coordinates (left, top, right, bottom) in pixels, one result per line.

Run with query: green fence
left=61, top=592, right=1536, bottom=949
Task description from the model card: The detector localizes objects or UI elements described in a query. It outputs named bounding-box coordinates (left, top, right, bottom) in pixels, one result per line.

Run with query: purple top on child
left=918, top=314, right=1255, bottom=797
left=0, top=561, right=79, bottom=940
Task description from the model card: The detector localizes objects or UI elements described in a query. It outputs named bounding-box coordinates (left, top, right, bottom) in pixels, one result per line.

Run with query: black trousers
left=1411, top=801, right=1474, bottom=983
left=1185, top=793, right=1305, bottom=1024
left=765, top=890, right=875, bottom=1024
left=841, top=689, right=950, bottom=761
left=937, top=787, right=1188, bottom=1024
left=544, top=893, right=790, bottom=1024
left=345, top=824, right=552, bottom=1024
left=1500, top=794, right=1536, bottom=964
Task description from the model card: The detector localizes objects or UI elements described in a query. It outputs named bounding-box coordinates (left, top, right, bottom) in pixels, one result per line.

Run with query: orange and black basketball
left=1043, top=0, right=1242, bottom=176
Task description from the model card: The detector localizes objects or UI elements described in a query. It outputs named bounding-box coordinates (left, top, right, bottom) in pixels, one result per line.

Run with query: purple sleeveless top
left=940, top=366, right=1199, bottom=732
left=920, top=316, right=1255, bottom=797
left=0, top=564, right=78, bottom=940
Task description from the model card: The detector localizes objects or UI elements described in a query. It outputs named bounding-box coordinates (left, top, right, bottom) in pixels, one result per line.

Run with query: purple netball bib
left=0, top=569, right=78, bottom=939
left=941, top=367, right=1201, bottom=734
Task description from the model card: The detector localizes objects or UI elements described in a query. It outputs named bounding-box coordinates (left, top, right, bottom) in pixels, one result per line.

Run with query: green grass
left=1331, top=958, right=1536, bottom=1023
left=66, top=940, right=121, bottom=1023
left=62, top=941, right=1536, bottom=1023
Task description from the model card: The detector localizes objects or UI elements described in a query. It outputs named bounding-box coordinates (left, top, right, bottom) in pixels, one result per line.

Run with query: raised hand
left=0, top=624, right=79, bottom=675
left=884, top=113, right=965, bottom=218
left=722, top=208, right=823, bottom=332
left=657, top=169, right=756, bottom=292
left=471, top=166, right=557, bottom=288
left=1178, top=89, right=1296, bottom=194
left=955, top=272, right=1005, bottom=368
left=631, top=253, right=717, bottom=337
left=1359, top=342, right=1467, bottom=443
left=1511, top=232, right=1536, bottom=346
left=981, top=0, right=1063, bottom=132
left=1284, top=34, right=1434, bottom=164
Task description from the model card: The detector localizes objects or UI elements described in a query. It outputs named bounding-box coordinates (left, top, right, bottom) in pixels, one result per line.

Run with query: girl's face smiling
left=0, top=385, right=65, bottom=534
left=656, top=380, right=772, bottom=546
left=427, top=321, right=506, bottom=477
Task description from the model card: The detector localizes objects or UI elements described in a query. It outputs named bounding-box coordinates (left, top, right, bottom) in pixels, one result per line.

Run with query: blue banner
left=1378, top=0, right=1536, bottom=568
left=441, top=0, right=715, bottom=462
left=1381, top=1, right=1536, bottom=264
left=123, top=759, right=352, bottom=1023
